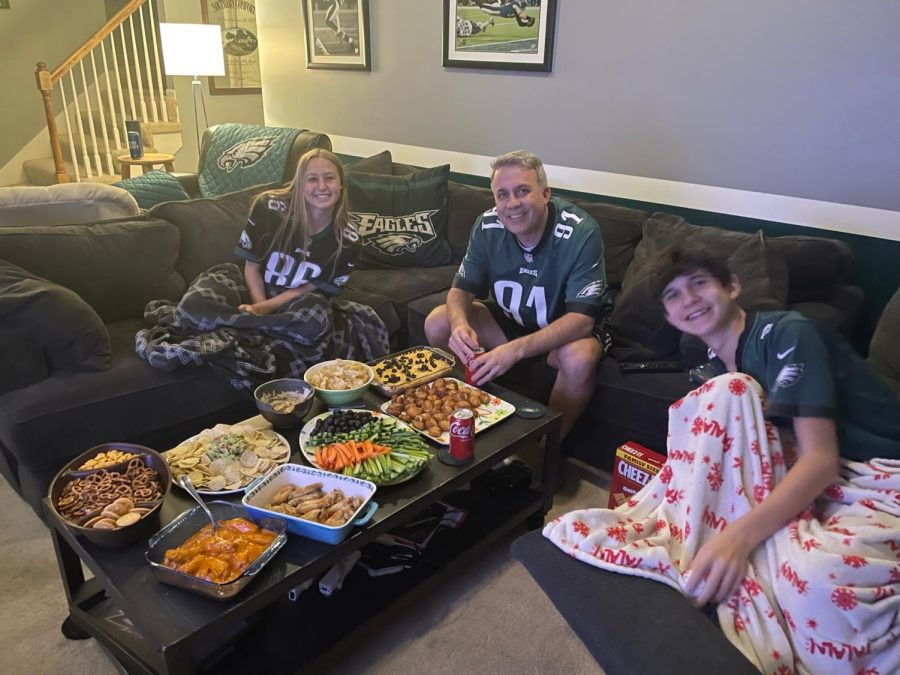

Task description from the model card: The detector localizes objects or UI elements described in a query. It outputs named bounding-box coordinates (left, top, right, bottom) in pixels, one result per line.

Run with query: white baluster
left=100, top=38, right=122, bottom=150
left=147, top=0, right=169, bottom=122
left=137, top=4, right=159, bottom=123
left=118, top=24, right=138, bottom=120
left=128, top=14, right=149, bottom=123
left=77, top=61, right=103, bottom=177
left=89, top=50, right=115, bottom=176
left=68, top=70, right=93, bottom=180
left=58, top=79, right=81, bottom=182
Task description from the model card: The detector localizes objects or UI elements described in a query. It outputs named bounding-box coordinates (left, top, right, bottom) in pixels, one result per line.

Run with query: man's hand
left=468, top=341, right=522, bottom=386
left=684, top=526, right=752, bottom=606
left=448, top=324, right=480, bottom=364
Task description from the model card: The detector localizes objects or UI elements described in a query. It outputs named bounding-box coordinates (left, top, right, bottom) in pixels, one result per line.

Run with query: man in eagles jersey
left=425, top=150, right=612, bottom=438
left=648, top=244, right=900, bottom=607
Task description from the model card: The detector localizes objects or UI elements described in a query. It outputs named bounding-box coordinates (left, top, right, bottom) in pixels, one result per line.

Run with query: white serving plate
left=297, top=410, right=429, bottom=486
left=379, top=377, right=515, bottom=446
left=165, top=427, right=291, bottom=496
left=242, top=463, right=377, bottom=544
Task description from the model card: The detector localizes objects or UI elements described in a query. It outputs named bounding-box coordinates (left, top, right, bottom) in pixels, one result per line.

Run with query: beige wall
left=160, top=0, right=264, bottom=172
left=0, top=0, right=108, bottom=168
left=0, top=0, right=265, bottom=177
left=256, top=0, right=900, bottom=241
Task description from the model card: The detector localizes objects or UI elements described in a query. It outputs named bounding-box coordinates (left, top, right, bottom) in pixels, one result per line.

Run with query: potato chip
left=206, top=475, right=227, bottom=492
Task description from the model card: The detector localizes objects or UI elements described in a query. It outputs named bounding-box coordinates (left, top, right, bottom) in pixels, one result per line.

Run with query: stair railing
left=35, top=0, right=170, bottom=183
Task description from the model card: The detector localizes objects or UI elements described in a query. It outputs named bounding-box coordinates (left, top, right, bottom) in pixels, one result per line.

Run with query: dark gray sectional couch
left=0, top=152, right=867, bottom=518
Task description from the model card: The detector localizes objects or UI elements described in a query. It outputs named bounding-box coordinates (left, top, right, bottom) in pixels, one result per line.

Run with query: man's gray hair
left=490, top=150, right=548, bottom=190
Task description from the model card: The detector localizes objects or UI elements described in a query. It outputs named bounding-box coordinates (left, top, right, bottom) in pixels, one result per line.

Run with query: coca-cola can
left=448, top=408, right=475, bottom=463
left=464, top=347, right=486, bottom=385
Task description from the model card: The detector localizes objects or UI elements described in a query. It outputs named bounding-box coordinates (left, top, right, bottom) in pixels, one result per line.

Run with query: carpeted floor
left=0, top=461, right=609, bottom=675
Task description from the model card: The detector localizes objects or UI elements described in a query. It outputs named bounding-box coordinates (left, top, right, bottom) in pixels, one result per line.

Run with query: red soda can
left=464, top=347, right=486, bottom=385
left=446, top=408, right=476, bottom=464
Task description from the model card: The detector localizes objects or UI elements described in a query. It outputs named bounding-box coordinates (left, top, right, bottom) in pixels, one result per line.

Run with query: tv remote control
left=618, top=361, right=686, bottom=373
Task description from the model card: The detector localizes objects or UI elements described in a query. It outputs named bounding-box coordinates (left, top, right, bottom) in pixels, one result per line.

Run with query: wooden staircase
left=30, top=0, right=181, bottom=185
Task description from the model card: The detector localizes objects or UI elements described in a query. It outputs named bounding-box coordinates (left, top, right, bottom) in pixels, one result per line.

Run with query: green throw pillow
left=347, top=164, right=453, bottom=269
left=113, top=170, right=190, bottom=209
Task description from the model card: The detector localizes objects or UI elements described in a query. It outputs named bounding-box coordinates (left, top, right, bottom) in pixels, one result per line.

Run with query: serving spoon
left=179, top=474, right=218, bottom=533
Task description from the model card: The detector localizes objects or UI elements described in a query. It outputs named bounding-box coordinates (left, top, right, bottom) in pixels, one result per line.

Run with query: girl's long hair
left=248, top=147, right=350, bottom=277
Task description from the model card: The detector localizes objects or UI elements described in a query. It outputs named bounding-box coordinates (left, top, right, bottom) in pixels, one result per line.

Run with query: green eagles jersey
left=453, top=197, right=612, bottom=332
left=720, top=311, right=900, bottom=461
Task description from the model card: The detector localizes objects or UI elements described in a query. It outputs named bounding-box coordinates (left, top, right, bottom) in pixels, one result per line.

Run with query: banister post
left=35, top=61, right=69, bottom=184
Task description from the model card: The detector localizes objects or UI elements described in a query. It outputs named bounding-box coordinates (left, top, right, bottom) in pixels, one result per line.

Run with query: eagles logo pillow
left=347, top=164, right=453, bottom=269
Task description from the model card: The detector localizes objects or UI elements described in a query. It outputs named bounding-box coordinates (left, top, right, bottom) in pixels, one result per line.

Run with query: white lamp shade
left=159, top=23, right=226, bottom=77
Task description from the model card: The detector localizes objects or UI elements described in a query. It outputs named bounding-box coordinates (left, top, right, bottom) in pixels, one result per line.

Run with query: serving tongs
left=179, top=475, right=218, bottom=533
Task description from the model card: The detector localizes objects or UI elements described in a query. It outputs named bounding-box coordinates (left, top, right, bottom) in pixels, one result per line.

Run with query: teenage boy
left=424, top=150, right=612, bottom=438
left=648, top=244, right=900, bottom=605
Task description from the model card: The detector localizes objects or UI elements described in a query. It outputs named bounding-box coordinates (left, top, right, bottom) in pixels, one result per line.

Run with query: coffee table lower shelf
left=67, top=485, right=544, bottom=674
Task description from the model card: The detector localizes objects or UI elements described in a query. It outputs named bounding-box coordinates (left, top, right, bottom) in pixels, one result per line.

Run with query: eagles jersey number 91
left=453, top=197, right=612, bottom=332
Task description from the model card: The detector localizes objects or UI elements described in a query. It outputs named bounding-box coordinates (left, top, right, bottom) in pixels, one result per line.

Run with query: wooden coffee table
left=46, top=380, right=561, bottom=674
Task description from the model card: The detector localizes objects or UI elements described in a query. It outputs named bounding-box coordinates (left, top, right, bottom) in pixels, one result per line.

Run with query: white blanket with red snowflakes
left=544, top=373, right=900, bottom=675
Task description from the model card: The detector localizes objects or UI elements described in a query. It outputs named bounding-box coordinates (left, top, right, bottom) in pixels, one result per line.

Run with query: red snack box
left=607, top=441, right=666, bottom=508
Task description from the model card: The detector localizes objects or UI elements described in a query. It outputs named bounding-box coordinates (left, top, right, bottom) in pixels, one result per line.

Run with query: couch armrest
left=511, top=529, right=759, bottom=675
left=174, top=172, right=200, bottom=198
left=281, top=130, right=333, bottom=184
left=0, top=329, right=48, bottom=396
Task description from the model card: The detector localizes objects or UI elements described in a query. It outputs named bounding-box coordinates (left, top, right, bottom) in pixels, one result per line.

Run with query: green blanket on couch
left=198, top=123, right=300, bottom=198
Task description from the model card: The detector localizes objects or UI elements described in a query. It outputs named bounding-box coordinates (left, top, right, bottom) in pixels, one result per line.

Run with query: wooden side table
left=118, top=152, right=176, bottom=179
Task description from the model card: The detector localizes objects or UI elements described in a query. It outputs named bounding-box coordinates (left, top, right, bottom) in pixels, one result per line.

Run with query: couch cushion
left=511, top=530, right=760, bottom=675
left=0, top=318, right=251, bottom=477
left=868, top=287, right=900, bottom=397
left=611, top=214, right=789, bottom=360
left=446, top=182, right=497, bottom=261
left=344, top=150, right=394, bottom=175
left=149, top=184, right=272, bottom=283
left=113, top=170, right=191, bottom=209
left=347, top=265, right=457, bottom=308
left=348, top=165, right=454, bottom=269
left=0, top=183, right=140, bottom=227
left=768, top=235, right=853, bottom=303
left=0, top=258, right=111, bottom=376
left=0, top=219, right=186, bottom=322
left=568, top=198, right=649, bottom=290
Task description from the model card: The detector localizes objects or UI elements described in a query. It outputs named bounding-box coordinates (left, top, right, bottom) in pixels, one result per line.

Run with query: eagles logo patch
left=218, top=137, right=276, bottom=173
left=350, top=210, right=438, bottom=257
left=576, top=280, right=605, bottom=298
left=365, top=233, right=426, bottom=255
left=775, top=363, right=805, bottom=388
left=238, top=231, right=252, bottom=250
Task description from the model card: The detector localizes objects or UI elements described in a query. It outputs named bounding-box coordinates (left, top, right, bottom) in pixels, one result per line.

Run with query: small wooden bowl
left=48, top=443, right=171, bottom=549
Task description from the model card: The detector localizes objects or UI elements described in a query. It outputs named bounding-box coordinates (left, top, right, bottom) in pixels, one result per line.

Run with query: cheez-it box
left=608, top=441, right=666, bottom=509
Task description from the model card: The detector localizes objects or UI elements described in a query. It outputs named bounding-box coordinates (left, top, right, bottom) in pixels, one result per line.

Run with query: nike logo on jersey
left=777, top=346, right=796, bottom=360
left=775, top=363, right=804, bottom=388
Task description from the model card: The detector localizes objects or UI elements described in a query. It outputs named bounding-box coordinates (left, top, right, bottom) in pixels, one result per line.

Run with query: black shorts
left=483, top=301, right=609, bottom=354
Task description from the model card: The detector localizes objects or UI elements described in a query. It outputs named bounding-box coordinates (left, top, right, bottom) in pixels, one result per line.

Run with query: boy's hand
left=685, top=527, right=752, bottom=606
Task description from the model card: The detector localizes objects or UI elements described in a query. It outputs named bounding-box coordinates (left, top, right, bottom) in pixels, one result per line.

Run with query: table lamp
left=159, top=23, right=226, bottom=155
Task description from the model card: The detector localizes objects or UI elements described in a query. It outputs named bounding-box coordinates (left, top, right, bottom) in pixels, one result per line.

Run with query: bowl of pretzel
left=48, top=443, right=171, bottom=548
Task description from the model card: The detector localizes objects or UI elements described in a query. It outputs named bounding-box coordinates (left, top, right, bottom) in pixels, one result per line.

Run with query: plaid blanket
left=135, top=263, right=389, bottom=390
left=545, top=374, right=900, bottom=675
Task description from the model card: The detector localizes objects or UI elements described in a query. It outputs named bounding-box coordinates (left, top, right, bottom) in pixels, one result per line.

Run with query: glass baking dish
left=145, top=500, right=287, bottom=601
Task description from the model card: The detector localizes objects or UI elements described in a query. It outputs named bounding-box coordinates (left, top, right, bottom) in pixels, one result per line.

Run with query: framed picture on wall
left=200, top=0, right=262, bottom=94
left=443, top=0, right=557, bottom=72
left=302, top=0, right=371, bottom=71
